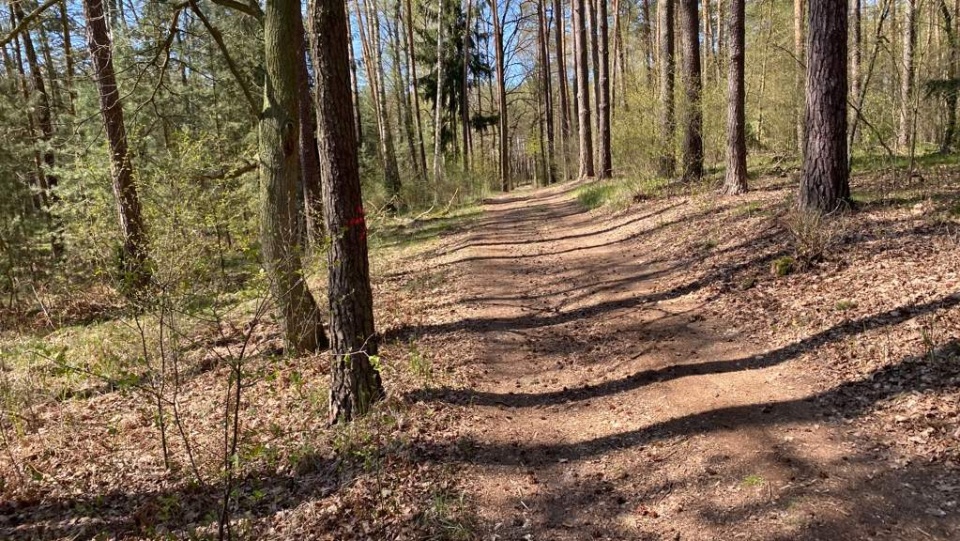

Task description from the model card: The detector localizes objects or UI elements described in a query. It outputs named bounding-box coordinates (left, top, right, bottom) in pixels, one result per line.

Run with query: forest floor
left=1, top=166, right=959, bottom=540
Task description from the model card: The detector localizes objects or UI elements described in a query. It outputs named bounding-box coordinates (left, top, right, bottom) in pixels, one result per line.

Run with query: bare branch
left=0, top=0, right=61, bottom=49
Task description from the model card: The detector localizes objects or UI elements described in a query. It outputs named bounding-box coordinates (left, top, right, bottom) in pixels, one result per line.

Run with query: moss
left=771, top=256, right=796, bottom=277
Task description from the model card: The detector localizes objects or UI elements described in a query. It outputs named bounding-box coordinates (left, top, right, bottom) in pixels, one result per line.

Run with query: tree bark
left=800, top=0, right=850, bottom=213
left=309, top=0, right=384, bottom=423
left=679, top=0, right=703, bottom=182
left=461, top=0, right=473, bottom=172
left=597, top=0, right=611, bottom=177
left=258, top=0, right=329, bottom=353
left=553, top=0, right=571, bottom=178
left=724, top=0, right=747, bottom=195
left=491, top=0, right=511, bottom=189
left=898, top=0, right=916, bottom=152
left=794, top=0, right=805, bottom=155
left=432, top=0, right=446, bottom=186
left=574, top=0, right=594, bottom=177
left=588, top=0, right=600, bottom=152
left=939, top=0, right=958, bottom=153
left=851, top=0, right=862, bottom=110
left=640, top=0, right=653, bottom=89
left=657, top=0, right=675, bottom=177
left=538, top=0, right=556, bottom=184
left=296, top=12, right=324, bottom=245
left=84, top=0, right=151, bottom=290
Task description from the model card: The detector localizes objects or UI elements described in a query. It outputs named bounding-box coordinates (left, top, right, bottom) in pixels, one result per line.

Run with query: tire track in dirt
left=421, top=183, right=956, bottom=540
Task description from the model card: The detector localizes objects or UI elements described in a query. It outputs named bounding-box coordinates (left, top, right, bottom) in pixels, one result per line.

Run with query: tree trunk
left=258, top=0, right=329, bottom=353
left=432, top=0, right=446, bottom=187
left=658, top=0, right=675, bottom=177
left=538, top=0, right=557, bottom=184
left=679, top=0, right=703, bottom=182
left=61, top=0, right=75, bottom=114
left=309, top=0, right=384, bottom=423
left=939, top=0, right=958, bottom=153
left=84, top=0, right=150, bottom=290
left=800, top=0, right=850, bottom=213
left=597, top=0, right=611, bottom=177
left=724, top=0, right=747, bottom=195
left=898, top=0, right=916, bottom=152
left=640, top=0, right=653, bottom=89
left=461, top=0, right=473, bottom=172
left=588, top=0, right=600, bottom=153
left=296, top=13, right=324, bottom=246
left=794, top=0, right=805, bottom=156
left=404, top=0, right=429, bottom=177
left=491, top=0, right=511, bottom=189
left=574, top=0, right=594, bottom=177
left=851, top=0, right=862, bottom=111
left=553, top=0, right=571, bottom=178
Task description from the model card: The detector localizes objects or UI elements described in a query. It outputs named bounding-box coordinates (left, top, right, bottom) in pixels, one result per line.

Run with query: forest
left=0, top=0, right=958, bottom=538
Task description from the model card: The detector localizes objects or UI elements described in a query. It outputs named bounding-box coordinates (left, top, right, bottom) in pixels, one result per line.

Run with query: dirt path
left=414, top=183, right=957, bottom=540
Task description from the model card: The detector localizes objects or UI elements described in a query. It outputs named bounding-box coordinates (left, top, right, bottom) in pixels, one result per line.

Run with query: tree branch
left=187, top=0, right=260, bottom=119
left=0, top=0, right=61, bottom=49
left=210, top=0, right=263, bottom=21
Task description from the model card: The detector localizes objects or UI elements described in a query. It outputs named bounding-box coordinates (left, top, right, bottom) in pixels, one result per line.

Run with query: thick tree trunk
left=553, top=0, right=571, bottom=178
left=309, top=0, right=384, bottom=423
left=679, top=0, right=703, bottom=182
left=574, top=0, right=594, bottom=177
left=84, top=0, right=151, bottom=290
left=404, top=0, right=429, bottom=177
left=795, top=0, right=805, bottom=155
left=898, top=0, right=916, bottom=152
left=724, top=0, right=747, bottom=195
left=657, top=0, right=675, bottom=177
left=800, top=0, right=850, bottom=213
left=258, top=0, right=328, bottom=353
left=597, top=0, right=611, bottom=177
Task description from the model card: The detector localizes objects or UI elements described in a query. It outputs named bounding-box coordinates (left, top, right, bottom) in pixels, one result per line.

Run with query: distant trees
left=799, top=0, right=850, bottom=212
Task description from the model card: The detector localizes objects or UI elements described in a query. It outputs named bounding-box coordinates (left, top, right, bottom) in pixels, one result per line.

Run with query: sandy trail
left=415, top=183, right=956, bottom=540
